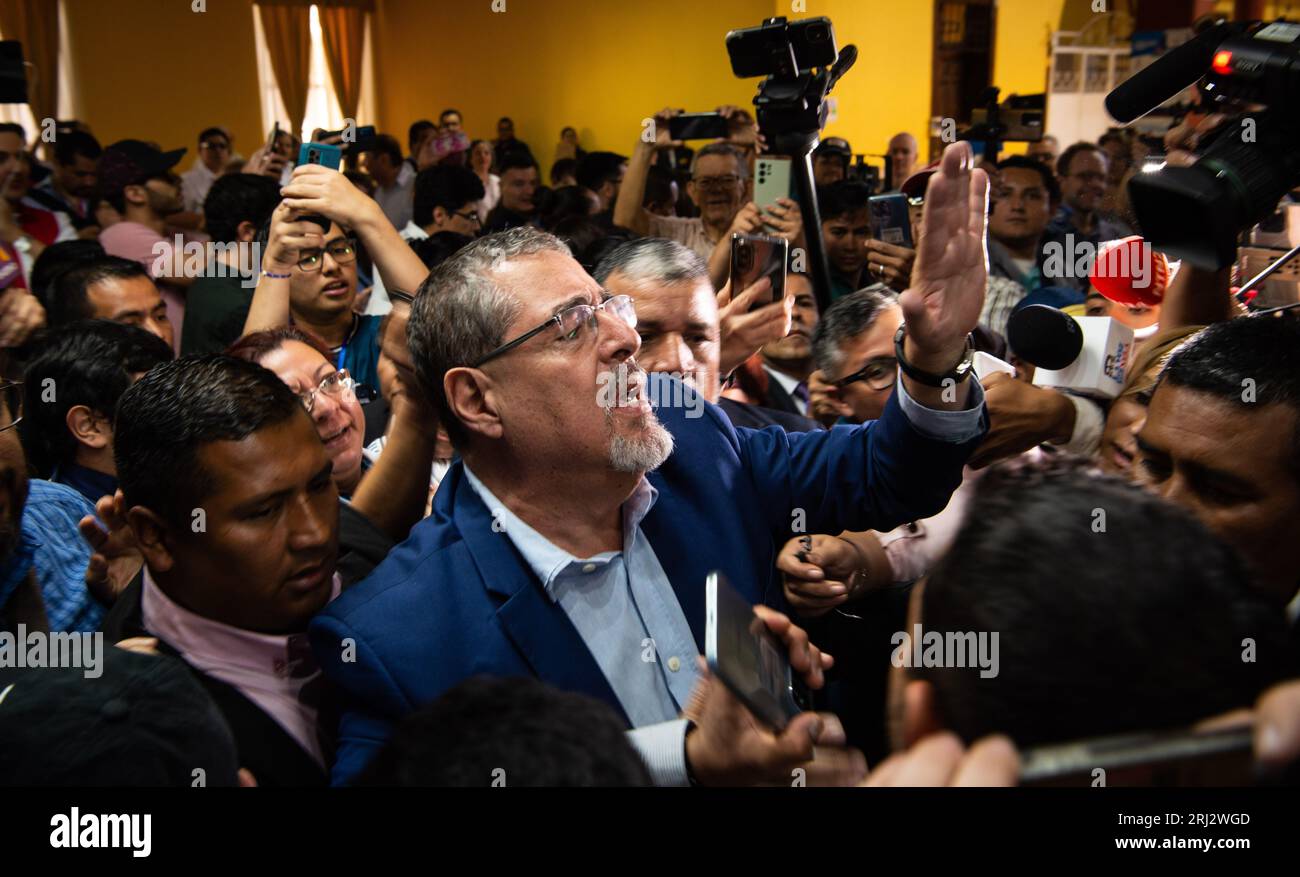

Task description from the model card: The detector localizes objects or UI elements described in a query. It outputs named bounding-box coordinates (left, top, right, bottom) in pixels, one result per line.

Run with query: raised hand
left=898, top=141, right=989, bottom=365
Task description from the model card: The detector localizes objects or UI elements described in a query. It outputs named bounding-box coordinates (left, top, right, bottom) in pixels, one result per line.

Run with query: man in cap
left=97, top=139, right=192, bottom=350
left=813, top=137, right=852, bottom=186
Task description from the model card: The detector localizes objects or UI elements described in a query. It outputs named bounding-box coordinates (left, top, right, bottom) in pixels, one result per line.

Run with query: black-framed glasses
left=0, top=381, right=22, bottom=432
left=454, top=209, right=482, bottom=226
left=473, top=294, right=636, bottom=367
left=298, top=239, right=358, bottom=272
left=834, top=357, right=898, bottom=391
left=298, top=369, right=355, bottom=413
left=694, top=174, right=742, bottom=190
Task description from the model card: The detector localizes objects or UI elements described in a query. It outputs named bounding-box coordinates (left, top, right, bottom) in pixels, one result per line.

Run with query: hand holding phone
left=730, top=232, right=787, bottom=312
left=668, top=112, right=730, bottom=142
left=294, top=142, right=342, bottom=232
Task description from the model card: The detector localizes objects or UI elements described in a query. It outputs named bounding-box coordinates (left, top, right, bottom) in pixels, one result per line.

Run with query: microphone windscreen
left=1104, top=22, right=1233, bottom=123
left=1007, top=304, right=1084, bottom=371
left=1090, top=236, right=1169, bottom=307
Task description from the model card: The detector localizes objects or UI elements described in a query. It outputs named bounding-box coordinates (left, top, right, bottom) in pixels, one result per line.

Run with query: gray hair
left=690, top=142, right=749, bottom=179
left=591, top=237, right=708, bottom=287
left=407, top=226, right=571, bottom=446
left=811, top=287, right=900, bottom=377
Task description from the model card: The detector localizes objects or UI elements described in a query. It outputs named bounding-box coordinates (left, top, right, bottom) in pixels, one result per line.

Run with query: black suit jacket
left=760, top=371, right=807, bottom=418
left=718, top=397, right=822, bottom=433
left=96, top=502, right=394, bottom=786
left=100, top=578, right=329, bottom=787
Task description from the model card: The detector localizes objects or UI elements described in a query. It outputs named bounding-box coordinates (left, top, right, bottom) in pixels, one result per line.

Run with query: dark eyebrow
left=232, top=461, right=334, bottom=515
left=549, top=292, right=592, bottom=318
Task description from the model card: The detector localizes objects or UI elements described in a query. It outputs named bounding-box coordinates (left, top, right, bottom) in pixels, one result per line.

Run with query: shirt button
left=667, top=656, right=681, bottom=672
left=581, top=563, right=596, bottom=573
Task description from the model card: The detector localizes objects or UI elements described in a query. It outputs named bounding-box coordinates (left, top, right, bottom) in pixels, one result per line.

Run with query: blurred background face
left=561, top=127, right=578, bottom=145
left=1060, top=149, right=1107, bottom=214
left=199, top=134, right=231, bottom=173
left=688, top=154, right=745, bottom=226
left=989, top=166, right=1052, bottom=245
left=824, top=302, right=903, bottom=423
left=603, top=271, right=720, bottom=399
left=813, top=154, right=845, bottom=186
left=258, top=340, right=365, bottom=492
left=0, top=131, right=23, bottom=187
left=2, top=152, right=31, bottom=202
left=1098, top=387, right=1150, bottom=476
left=888, top=134, right=918, bottom=181
left=138, top=174, right=183, bottom=216
left=823, top=208, right=869, bottom=276
left=471, top=141, right=493, bottom=174
left=500, top=166, right=538, bottom=213
left=498, top=119, right=515, bottom=140
left=1027, top=136, right=1058, bottom=166
left=289, top=222, right=358, bottom=323
left=441, top=112, right=463, bottom=134
left=56, top=152, right=99, bottom=199
left=762, top=275, right=817, bottom=365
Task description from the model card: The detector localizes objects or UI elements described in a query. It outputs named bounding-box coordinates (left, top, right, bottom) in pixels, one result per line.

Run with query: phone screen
left=705, top=571, right=803, bottom=730
left=730, top=233, right=787, bottom=311
left=868, top=194, right=913, bottom=247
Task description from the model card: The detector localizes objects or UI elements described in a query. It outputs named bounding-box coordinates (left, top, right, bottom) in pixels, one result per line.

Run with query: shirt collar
left=461, top=464, right=658, bottom=601
left=141, top=567, right=340, bottom=680
left=763, top=363, right=803, bottom=399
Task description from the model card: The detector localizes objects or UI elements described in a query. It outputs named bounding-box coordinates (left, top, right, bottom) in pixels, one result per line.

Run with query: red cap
left=1090, top=235, right=1168, bottom=307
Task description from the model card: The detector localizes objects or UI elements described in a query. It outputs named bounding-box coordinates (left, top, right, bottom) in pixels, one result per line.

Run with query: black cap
left=0, top=646, right=240, bottom=786
left=815, top=137, right=852, bottom=158
left=98, top=139, right=186, bottom=199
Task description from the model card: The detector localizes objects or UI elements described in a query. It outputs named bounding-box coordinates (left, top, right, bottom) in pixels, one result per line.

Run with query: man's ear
left=901, top=678, right=945, bottom=749
left=123, top=184, right=148, bottom=208
left=65, top=405, right=111, bottom=451
left=431, top=205, right=449, bottom=227
left=444, top=367, right=502, bottom=441
left=126, top=505, right=177, bottom=574
left=236, top=219, right=259, bottom=244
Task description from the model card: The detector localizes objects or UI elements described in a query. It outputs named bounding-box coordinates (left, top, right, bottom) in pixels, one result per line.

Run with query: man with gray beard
left=312, top=143, right=993, bottom=786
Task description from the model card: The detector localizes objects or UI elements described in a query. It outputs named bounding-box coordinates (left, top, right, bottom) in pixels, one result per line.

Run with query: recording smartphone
left=705, top=571, right=808, bottom=731
left=319, top=124, right=378, bottom=154
left=668, top=112, right=729, bottom=142
left=754, top=157, right=792, bottom=227
left=868, top=193, right=913, bottom=247
left=1020, top=726, right=1256, bottom=787
left=296, top=142, right=342, bottom=232
left=730, top=232, right=787, bottom=311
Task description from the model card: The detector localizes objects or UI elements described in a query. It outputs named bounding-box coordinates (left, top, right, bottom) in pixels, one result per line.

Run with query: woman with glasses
left=226, top=325, right=435, bottom=551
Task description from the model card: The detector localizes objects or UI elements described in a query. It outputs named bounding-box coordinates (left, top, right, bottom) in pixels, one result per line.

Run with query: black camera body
left=1117, top=20, right=1300, bottom=268
left=725, top=16, right=838, bottom=80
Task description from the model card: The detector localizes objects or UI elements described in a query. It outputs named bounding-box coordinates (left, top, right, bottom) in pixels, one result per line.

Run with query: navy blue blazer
left=309, top=376, right=985, bottom=784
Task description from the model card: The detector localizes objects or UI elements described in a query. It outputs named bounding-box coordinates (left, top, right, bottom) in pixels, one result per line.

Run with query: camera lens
left=309, top=149, right=320, bottom=163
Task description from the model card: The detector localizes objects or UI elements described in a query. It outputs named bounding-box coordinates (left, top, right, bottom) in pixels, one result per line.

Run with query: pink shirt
left=99, top=221, right=185, bottom=352
left=140, top=568, right=341, bottom=767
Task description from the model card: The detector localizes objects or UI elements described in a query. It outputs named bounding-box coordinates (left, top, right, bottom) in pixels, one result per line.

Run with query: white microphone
left=1007, top=305, right=1136, bottom=399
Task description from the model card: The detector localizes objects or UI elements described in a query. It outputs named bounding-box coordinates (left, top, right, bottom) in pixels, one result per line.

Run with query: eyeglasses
left=298, top=239, right=358, bottom=272
left=298, top=369, right=355, bottom=413
left=1068, top=171, right=1106, bottom=183
left=473, top=294, right=636, bottom=367
left=454, top=209, right=481, bottom=226
left=693, top=174, right=742, bottom=190
left=833, top=357, right=898, bottom=391
left=201, top=141, right=230, bottom=152
left=0, top=381, right=21, bottom=432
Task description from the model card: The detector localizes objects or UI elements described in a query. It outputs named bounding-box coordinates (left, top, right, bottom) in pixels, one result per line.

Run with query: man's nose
left=287, top=492, right=334, bottom=553
left=597, top=308, right=640, bottom=363
left=657, top=335, right=695, bottom=376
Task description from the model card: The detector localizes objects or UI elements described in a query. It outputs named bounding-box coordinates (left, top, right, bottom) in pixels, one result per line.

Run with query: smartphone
left=668, top=112, right=729, bottom=142
left=319, top=124, right=378, bottom=154
left=730, top=232, right=787, bottom=311
left=754, top=157, right=792, bottom=228
left=1020, top=726, right=1256, bottom=787
left=295, top=142, right=342, bottom=232
left=868, top=193, right=913, bottom=247
left=705, top=571, right=808, bottom=731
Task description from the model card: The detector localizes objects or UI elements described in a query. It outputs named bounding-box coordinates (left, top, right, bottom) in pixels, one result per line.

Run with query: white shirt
left=180, top=162, right=219, bottom=213
left=373, top=165, right=415, bottom=230
left=475, top=173, right=500, bottom=224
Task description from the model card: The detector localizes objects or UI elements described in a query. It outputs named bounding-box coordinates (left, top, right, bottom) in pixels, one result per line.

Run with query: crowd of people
left=2, top=96, right=1300, bottom=789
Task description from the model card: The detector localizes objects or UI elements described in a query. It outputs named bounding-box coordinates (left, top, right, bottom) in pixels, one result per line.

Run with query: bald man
left=887, top=133, right=918, bottom=189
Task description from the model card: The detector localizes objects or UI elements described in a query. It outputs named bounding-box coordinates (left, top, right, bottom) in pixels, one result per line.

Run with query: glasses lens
left=609, top=295, right=637, bottom=328
left=298, top=250, right=322, bottom=271
left=556, top=306, right=594, bottom=342
left=866, top=360, right=897, bottom=390
left=327, top=241, right=357, bottom=263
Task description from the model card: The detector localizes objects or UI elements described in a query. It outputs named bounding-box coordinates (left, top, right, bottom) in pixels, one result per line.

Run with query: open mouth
left=283, top=558, right=332, bottom=594
left=321, top=422, right=352, bottom=450
left=601, top=364, right=652, bottom=417
left=321, top=280, right=350, bottom=298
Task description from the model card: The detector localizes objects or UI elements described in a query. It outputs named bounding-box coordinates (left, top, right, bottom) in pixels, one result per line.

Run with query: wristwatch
left=893, top=324, right=974, bottom=388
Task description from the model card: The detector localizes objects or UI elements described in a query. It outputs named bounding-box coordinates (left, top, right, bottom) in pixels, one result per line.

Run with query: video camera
left=1108, top=19, right=1300, bottom=269
left=960, top=89, right=1045, bottom=157
left=725, top=16, right=858, bottom=312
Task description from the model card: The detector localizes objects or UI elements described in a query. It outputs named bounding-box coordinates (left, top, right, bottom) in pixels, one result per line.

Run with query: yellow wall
left=59, top=0, right=1069, bottom=170
left=64, top=0, right=264, bottom=159
left=373, top=0, right=770, bottom=161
